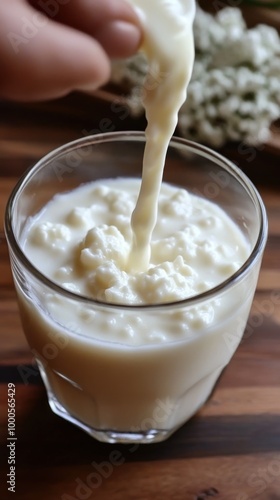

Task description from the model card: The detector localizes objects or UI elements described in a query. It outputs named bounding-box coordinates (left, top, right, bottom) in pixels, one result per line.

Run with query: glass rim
left=4, top=131, right=268, bottom=312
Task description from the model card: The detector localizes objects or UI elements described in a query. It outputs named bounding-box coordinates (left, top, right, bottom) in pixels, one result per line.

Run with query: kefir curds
left=24, top=178, right=249, bottom=312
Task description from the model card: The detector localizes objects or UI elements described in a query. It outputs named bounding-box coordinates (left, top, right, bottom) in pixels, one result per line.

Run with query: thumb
left=0, top=2, right=111, bottom=101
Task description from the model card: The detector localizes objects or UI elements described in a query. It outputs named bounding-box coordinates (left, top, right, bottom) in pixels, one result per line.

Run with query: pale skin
left=0, top=0, right=142, bottom=101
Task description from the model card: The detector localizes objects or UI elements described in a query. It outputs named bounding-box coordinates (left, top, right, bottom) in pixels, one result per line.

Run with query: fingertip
left=95, top=20, right=142, bottom=58
left=75, top=50, right=111, bottom=93
left=50, top=33, right=112, bottom=96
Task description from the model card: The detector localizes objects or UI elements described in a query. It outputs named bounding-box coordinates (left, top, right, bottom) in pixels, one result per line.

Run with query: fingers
left=30, top=0, right=142, bottom=58
left=0, top=0, right=142, bottom=101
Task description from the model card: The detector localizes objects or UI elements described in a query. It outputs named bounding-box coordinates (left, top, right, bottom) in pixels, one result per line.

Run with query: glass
left=5, top=131, right=268, bottom=444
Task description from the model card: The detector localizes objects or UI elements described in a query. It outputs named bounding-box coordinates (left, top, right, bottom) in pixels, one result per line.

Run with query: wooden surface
left=1, top=92, right=280, bottom=500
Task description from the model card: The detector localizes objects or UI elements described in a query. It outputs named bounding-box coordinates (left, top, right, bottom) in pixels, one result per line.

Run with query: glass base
left=37, top=359, right=176, bottom=444
left=37, top=358, right=226, bottom=444
left=48, top=395, right=175, bottom=444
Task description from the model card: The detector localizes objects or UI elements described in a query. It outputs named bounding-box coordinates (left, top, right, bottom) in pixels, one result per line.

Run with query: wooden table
left=1, top=93, right=280, bottom=500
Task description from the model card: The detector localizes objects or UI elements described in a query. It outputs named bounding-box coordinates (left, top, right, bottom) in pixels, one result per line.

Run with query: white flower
left=110, top=6, right=280, bottom=147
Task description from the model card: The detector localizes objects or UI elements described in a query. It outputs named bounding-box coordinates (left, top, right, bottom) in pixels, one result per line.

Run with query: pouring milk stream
left=126, top=0, right=196, bottom=271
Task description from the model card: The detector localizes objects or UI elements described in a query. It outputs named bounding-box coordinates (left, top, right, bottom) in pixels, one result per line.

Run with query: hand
left=0, top=0, right=142, bottom=101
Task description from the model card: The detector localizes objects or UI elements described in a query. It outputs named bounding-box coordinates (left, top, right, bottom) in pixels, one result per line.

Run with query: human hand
left=0, top=0, right=142, bottom=101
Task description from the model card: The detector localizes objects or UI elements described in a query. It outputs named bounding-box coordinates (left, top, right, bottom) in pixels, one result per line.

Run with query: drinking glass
left=5, top=132, right=268, bottom=443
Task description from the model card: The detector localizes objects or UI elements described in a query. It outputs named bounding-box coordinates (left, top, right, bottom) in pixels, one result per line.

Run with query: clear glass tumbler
left=5, top=131, right=268, bottom=444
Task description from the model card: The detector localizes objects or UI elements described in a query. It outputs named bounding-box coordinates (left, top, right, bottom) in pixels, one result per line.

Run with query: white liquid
left=127, top=0, right=195, bottom=271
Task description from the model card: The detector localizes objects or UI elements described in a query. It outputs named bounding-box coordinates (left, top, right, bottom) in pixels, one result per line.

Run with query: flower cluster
left=111, top=7, right=280, bottom=147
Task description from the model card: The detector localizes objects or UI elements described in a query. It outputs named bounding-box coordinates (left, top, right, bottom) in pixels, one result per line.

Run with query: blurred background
left=0, top=0, right=279, bottom=184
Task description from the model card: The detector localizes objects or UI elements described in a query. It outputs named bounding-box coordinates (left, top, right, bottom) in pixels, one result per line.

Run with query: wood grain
left=1, top=93, right=280, bottom=500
